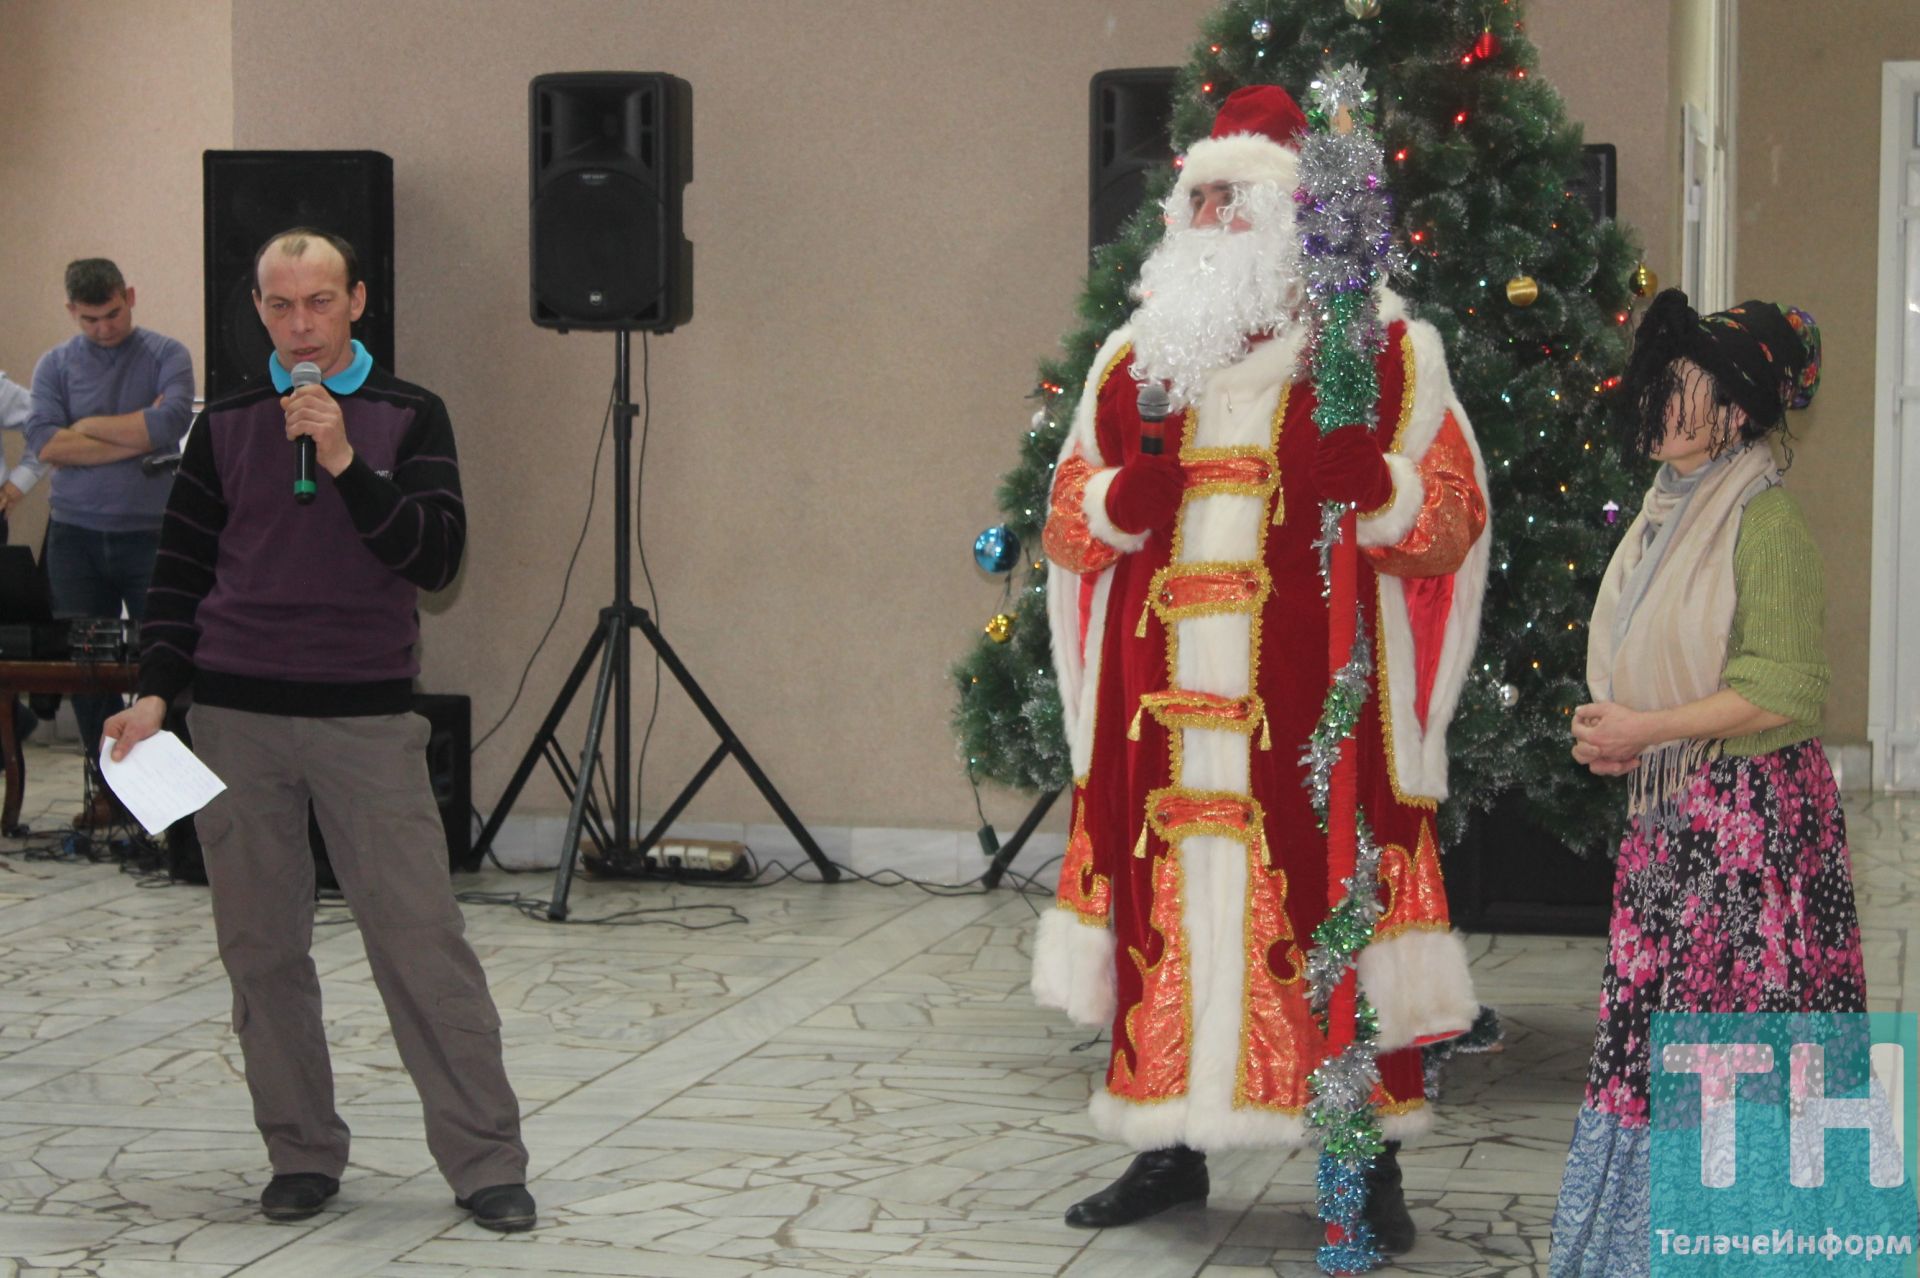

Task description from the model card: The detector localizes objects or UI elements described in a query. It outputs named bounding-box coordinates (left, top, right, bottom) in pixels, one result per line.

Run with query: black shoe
left=1363, top=1141, right=1416, bottom=1255
left=457, top=1182, right=537, bottom=1232
left=260, top=1172, right=339, bottom=1222
left=1064, top=1146, right=1208, bottom=1229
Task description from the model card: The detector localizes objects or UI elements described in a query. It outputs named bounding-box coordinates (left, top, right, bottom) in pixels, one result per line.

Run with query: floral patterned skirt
left=1549, top=741, right=1865, bottom=1278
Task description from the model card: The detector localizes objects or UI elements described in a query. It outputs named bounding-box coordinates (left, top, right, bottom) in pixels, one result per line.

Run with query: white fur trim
left=1357, top=929, right=1479, bottom=1054
left=1194, top=323, right=1311, bottom=426
left=1083, top=467, right=1152, bottom=553
left=1369, top=292, right=1493, bottom=801
left=1045, top=555, right=1086, bottom=746
left=1174, top=134, right=1300, bottom=204
left=1356, top=453, right=1424, bottom=548
left=1048, top=326, right=1137, bottom=776
left=1380, top=1104, right=1435, bottom=1145
left=1064, top=326, right=1134, bottom=459
left=1092, top=1085, right=1310, bottom=1153
left=1031, top=908, right=1118, bottom=1028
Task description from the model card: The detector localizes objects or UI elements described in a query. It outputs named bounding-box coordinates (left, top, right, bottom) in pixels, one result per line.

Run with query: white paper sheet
left=99, top=731, right=227, bottom=836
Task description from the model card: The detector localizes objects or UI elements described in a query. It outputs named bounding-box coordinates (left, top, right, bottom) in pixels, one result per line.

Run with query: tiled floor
left=1, top=737, right=1915, bottom=1277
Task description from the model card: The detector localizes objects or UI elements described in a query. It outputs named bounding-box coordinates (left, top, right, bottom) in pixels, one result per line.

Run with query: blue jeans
left=46, top=520, right=161, bottom=761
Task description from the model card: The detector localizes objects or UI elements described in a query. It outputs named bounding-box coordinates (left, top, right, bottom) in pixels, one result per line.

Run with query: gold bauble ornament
left=1344, top=0, right=1381, bottom=17
left=1505, top=275, right=1540, bottom=307
left=1630, top=263, right=1658, bottom=298
left=984, top=613, right=1015, bottom=644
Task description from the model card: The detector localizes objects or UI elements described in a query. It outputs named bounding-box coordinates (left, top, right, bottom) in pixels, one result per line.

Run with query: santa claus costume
left=1033, top=86, right=1488, bottom=1242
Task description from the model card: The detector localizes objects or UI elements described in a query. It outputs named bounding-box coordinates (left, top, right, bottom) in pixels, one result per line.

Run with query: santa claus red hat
left=1172, top=84, right=1307, bottom=204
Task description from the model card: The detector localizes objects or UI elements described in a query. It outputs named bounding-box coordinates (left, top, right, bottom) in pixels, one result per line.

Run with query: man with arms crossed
left=107, top=229, right=533, bottom=1230
left=26, top=260, right=192, bottom=826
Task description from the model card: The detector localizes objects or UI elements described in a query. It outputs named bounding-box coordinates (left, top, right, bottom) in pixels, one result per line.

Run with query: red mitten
left=1104, top=454, right=1186, bottom=534
left=1312, top=425, right=1395, bottom=510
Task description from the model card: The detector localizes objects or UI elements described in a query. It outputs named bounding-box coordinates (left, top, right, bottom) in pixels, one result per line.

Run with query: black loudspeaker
left=202, top=150, right=396, bottom=402
left=165, top=693, right=474, bottom=887
left=1568, top=143, right=1618, bottom=223
left=1089, top=68, right=1178, bottom=255
left=530, top=72, right=693, bottom=333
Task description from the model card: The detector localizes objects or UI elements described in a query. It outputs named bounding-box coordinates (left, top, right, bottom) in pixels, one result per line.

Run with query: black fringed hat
left=1623, top=289, right=1822, bottom=432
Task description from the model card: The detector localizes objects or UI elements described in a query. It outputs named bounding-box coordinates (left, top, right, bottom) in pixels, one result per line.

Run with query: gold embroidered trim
left=1236, top=840, right=1312, bottom=1112
left=1371, top=919, right=1454, bottom=942
left=1387, top=328, right=1418, bottom=455
left=1138, top=561, right=1272, bottom=638
left=1178, top=446, right=1279, bottom=504
left=1110, top=837, right=1193, bottom=1103
left=1128, top=690, right=1272, bottom=751
left=1097, top=343, right=1133, bottom=398
left=1057, top=790, right=1112, bottom=922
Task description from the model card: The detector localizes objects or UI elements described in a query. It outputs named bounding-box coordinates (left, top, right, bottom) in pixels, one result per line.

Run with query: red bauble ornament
left=1473, top=28, right=1502, bottom=60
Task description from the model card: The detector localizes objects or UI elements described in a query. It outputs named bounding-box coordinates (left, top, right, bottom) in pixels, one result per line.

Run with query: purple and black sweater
left=138, top=369, right=464, bottom=717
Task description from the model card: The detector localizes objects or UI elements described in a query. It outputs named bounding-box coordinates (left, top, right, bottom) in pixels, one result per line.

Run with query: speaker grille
left=531, top=171, right=660, bottom=320
left=529, top=72, right=692, bottom=333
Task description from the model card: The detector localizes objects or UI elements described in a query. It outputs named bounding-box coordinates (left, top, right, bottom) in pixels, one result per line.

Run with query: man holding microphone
left=106, top=228, right=533, bottom=1231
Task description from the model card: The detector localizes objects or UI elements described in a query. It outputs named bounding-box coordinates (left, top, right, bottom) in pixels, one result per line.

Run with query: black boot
left=1064, top=1145, right=1208, bottom=1229
left=1363, top=1140, right=1416, bottom=1254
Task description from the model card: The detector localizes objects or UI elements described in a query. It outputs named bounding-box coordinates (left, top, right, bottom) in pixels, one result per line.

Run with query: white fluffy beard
left=1129, top=182, right=1304, bottom=407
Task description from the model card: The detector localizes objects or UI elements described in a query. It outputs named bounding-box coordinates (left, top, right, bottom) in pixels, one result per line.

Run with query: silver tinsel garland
left=1296, top=64, right=1394, bottom=1276
left=1314, top=499, right=1346, bottom=596
left=1300, top=619, right=1374, bottom=824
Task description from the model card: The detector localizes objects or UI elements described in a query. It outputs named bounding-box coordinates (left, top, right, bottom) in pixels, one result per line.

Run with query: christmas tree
left=952, top=0, right=1648, bottom=853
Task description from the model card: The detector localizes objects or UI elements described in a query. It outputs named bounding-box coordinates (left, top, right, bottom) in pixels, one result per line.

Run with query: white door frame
left=1675, top=0, right=1738, bottom=312
left=1869, top=62, right=1920, bottom=792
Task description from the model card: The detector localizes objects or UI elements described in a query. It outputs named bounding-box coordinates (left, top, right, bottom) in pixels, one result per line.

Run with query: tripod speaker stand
left=473, top=331, right=837, bottom=917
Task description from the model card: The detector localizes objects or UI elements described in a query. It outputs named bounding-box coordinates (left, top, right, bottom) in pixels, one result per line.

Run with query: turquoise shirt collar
left=269, top=340, right=373, bottom=394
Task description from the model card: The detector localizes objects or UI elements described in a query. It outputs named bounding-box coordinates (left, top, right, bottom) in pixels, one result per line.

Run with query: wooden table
left=0, top=660, right=138, bottom=835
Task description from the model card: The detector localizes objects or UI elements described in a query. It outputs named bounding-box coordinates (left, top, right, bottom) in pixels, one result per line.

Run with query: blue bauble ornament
left=972, top=525, right=1020, bottom=573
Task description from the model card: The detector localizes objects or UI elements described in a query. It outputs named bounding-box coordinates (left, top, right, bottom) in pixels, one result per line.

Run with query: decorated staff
left=1296, top=64, right=1394, bottom=1275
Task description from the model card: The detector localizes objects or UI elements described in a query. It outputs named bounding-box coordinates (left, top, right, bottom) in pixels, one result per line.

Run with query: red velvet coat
left=1033, top=296, right=1489, bottom=1151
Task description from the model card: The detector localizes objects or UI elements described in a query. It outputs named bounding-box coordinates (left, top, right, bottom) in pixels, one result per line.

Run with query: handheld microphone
left=290, top=361, right=322, bottom=505
left=1136, top=381, right=1172, bottom=455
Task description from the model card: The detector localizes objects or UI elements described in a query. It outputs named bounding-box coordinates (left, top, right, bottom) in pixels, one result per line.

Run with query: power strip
left=642, top=838, right=748, bottom=876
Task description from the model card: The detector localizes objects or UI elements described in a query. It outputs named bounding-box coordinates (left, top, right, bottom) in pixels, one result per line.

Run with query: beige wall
left=1529, top=0, right=1675, bottom=277
left=9, top=0, right=1674, bottom=833
left=0, top=0, right=233, bottom=554
left=1735, top=0, right=1920, bottom=743
left=228, top=0, right=1223, bottom=833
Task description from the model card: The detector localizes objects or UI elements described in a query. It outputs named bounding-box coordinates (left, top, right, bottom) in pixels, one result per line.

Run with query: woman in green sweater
left=1549, top=291, right=1848, bottom=1277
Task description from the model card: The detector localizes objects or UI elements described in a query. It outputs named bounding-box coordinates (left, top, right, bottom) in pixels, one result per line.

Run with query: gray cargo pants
left=190, top=705, right=528, bottom=1196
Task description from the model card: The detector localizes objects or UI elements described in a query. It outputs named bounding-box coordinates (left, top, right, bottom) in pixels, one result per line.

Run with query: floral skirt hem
left=1549, top=1105, right=1650, bottom=1278
left=1551, top=741, right=1864, bottom=1276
